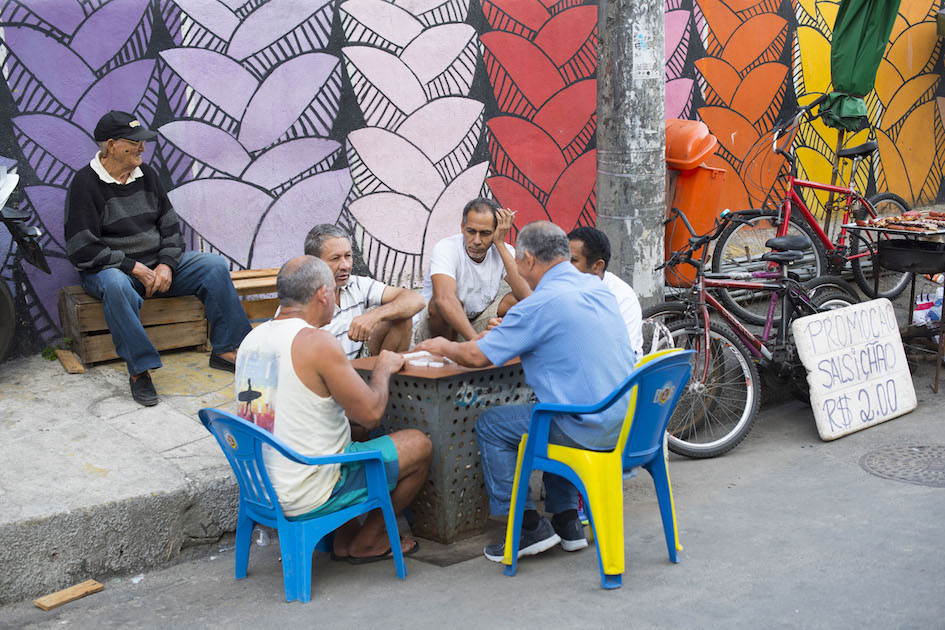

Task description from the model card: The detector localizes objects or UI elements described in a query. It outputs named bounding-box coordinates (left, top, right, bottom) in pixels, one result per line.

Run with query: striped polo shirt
left=322, top=275, right=387, bottom=359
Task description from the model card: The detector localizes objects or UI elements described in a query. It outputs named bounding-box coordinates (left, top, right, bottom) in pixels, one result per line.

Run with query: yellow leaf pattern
left=793, top=0, right=944, bottom=208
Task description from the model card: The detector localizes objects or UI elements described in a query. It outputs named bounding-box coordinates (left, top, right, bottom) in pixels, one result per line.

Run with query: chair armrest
left=293, top=449, right=384, bottom=467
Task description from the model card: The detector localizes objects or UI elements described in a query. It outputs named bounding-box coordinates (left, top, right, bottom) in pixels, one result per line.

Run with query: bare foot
left=332, top=519, right=360, bottom=557
left=218, top=350, right=237, bottom=362
left=348, top=536, right=417, bottom=559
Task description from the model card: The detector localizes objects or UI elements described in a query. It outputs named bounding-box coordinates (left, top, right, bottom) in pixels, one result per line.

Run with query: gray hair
left=304, top=224, right=350, bottom=257
left=97, top=140, right=109, bottom=156
left=277, top=256, right=333, bottom=307
left=515, top=221, right=570, bottom=264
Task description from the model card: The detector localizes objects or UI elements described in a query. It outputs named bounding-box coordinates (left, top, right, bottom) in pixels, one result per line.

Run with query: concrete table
left=351, top=357, right=531, bottom=543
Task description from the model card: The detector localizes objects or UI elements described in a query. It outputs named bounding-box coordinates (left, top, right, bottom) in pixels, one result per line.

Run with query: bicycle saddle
left=765, top=235, right=811, bottom=251
left=837, top=140, right=877, bottom=159
left=760, top=250, right=805, bottom=264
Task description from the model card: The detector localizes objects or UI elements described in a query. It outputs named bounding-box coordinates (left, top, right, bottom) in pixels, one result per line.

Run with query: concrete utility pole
left=597, top=0, right=665, bottom=307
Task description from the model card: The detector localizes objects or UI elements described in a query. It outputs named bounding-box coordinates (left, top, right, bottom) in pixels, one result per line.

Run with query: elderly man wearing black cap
left=65, top=111, right=252, bottom=406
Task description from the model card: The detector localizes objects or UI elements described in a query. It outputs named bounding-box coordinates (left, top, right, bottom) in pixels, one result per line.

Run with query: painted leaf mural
left=694, top=0, right=791, bottom=215
left=0, top=0, right=942, bottom=357
left=480, top=0, right=599, bottom=239
left=337, top=0, right=488, bottom=286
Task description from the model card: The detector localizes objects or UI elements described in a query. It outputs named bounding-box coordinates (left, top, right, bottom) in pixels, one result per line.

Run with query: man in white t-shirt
left=304, top=225, right=424, bottom=360
left=568, top=227, right=643, bottom=361
left=414, top=198, right=532, bottom=342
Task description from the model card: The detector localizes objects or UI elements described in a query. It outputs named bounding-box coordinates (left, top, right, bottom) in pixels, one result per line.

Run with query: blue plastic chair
left=501, top=349, right=694, bottom=589
left=198, top=408, right=406, bottom=603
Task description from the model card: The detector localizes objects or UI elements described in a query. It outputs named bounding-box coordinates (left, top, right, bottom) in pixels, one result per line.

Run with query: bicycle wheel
left=802, top=275, right=860, bottom=302
left=850, top=192, right=912, bottom=299
left=711, top=208, right=827, bottom=325
left=665, top=319, right=761, bottom=458
left=641, top=301, right=690, bottom=355
left=789, top=288, right=861, bottom=402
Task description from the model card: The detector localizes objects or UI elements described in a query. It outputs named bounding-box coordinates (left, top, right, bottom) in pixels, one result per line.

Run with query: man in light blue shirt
left=415, top=221, right=635, bottom=563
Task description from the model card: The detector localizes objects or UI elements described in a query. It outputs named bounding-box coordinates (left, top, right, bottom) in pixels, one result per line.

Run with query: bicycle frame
left=777, top=176, right=875, bottom=266
left=685, top=270, right=822, bottom=382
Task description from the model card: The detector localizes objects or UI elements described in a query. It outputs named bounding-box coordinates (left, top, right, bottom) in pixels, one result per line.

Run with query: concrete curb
left=0, top=352, right=240, bottom=605
left=0, top=474, right=237, bottom=605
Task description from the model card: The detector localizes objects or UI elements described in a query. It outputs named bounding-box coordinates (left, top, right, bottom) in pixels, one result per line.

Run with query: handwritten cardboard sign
left=791, top=298, right=916, bottom=441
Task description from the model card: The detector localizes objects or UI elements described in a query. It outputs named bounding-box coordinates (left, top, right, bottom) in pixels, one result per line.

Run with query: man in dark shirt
left=65, top=111, right=252, bottom=406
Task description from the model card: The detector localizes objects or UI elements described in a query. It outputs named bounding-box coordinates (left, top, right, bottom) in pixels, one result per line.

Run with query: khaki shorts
left=411, top=280, right=511, bottom=345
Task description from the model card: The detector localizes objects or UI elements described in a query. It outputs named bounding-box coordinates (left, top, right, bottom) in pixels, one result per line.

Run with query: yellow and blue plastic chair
left=199, top=408, right=406, bottom=603
left=501, top=349, right=694, bottom=589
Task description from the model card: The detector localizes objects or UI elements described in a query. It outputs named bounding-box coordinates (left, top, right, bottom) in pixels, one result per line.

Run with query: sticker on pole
left=791, top=298, right=916, bottom=441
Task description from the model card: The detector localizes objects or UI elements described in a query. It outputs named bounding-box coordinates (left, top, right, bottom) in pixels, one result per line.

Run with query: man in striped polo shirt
left=65, top=111, right=252, bottom=406
left=304, top=224, right=424, bottom=363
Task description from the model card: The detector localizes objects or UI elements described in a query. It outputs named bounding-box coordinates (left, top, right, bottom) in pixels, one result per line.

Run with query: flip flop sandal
left=344, top=540, right=420, bottom=565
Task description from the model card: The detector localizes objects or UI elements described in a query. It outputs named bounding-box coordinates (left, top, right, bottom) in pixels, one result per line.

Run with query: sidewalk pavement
left=0, top=351, right=239, bottom=605
left=0, top=358, right=942, bottom=628
left=1, top=335, right=944, bottom=614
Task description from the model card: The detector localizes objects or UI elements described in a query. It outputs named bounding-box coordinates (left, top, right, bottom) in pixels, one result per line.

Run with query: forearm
left=358, top=364, right=395, bottom=428
left=441, top=339, right=492, bottom=368
left=497, top=244, right=531, bottom=300
left=156, top=206, right=185, bottom=270
left=374, top=291, right=424, bottom=322
left=434, top=294, right=477, bottom=340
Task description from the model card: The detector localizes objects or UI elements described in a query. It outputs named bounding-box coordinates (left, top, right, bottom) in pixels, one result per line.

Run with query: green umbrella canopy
left=820, top=0, right=903, bottom=131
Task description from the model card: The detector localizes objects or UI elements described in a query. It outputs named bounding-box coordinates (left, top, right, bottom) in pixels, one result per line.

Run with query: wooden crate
left=57, top=268, right=281, bottom=366
left=58, top=286, right=208, bottom=365
left=231, top=267, right=279, bottom=324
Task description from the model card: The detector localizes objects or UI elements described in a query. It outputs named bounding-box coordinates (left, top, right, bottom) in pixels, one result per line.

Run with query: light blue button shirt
left=477, top=261, right=636, bottom=449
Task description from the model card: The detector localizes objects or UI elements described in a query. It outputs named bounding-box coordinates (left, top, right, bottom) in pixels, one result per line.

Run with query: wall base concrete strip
left=0, top=474, right=237, bottom=606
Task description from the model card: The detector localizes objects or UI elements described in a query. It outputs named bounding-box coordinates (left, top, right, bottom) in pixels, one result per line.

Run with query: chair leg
left=279, top=531, right=314, bottom=603
left=647, top=453, right=682, bottom=563
left=234, top=511, right=254, bottom=580
left=582, top=467, right=625, bottom=583
left=379, top=500, right=407, bottom=580
left=503, top=435, right=531, bottom=577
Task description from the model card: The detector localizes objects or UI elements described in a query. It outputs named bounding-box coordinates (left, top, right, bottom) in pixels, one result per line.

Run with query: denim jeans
left=475, top=404, right=585, bottom=516
left=80, top=252, right=252, bottom=375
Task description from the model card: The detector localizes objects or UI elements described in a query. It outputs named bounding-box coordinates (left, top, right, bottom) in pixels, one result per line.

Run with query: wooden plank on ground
left=80, top=320, right=208, bottom=364
left=230, top=268, right=278, bottom=280
left=34, top=579, right=103, bottom=611
left=55, top=349, right=85, bottom=373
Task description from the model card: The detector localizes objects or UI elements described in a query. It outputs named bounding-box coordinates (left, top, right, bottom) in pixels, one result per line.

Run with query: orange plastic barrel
left=664, top=119, right=726, bottom=287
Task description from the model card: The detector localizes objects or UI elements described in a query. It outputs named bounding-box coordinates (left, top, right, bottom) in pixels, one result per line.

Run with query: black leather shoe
left=129, top=372, right=158, bottom=406
left=209, top=353, right=236, bottom=373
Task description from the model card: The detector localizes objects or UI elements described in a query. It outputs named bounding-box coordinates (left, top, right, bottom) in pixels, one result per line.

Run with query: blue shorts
left=287, top=436, right=399, bottom=521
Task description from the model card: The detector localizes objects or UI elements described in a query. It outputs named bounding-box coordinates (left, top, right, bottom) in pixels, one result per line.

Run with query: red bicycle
left=711, top=93, right=911, bottom=325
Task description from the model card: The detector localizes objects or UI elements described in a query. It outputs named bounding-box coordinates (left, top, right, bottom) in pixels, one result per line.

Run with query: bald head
left=515, top=221, right=570, bottom=264
left=277, top=255, right=334, bottom=307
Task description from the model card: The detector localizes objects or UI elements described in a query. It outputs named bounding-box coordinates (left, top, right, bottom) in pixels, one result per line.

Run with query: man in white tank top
left=235, top=256, right=432, bottom=562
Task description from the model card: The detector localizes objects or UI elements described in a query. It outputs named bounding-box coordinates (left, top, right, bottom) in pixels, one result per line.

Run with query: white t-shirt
left=322, top=275, right=386, bottom=359
left=602, top=271, right=643, bottom=362
left=421, top=233, right=514, bottom=318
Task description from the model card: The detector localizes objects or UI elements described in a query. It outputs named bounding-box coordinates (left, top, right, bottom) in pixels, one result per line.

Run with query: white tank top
left=234, top=317, right=351, bottom=517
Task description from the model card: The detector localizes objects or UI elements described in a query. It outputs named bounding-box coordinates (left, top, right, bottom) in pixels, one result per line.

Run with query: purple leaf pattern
left=338, top=0, right=484, bottom=284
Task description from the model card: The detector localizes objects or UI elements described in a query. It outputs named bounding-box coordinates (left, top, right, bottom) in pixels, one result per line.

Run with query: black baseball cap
left=93, top=111, right=158, bottom=142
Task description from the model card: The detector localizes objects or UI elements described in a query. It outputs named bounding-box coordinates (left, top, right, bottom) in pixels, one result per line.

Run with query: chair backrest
left=613, top=350, right=693, bottom=465
left=199, top=408, right=309, bottom=520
